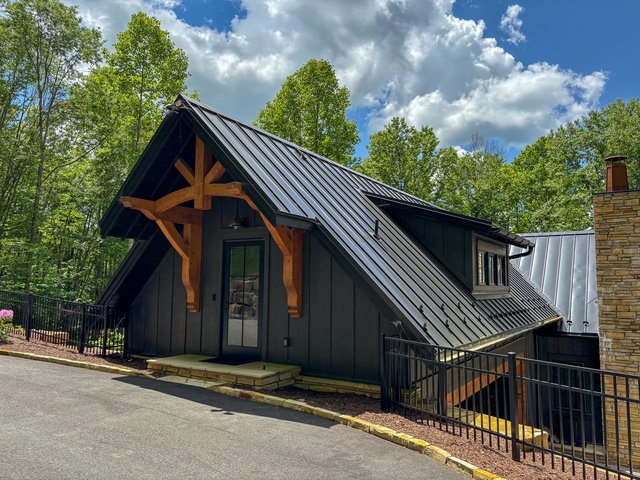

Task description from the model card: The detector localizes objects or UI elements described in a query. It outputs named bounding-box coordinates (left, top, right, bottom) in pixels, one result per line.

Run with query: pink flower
left=0, top=309, right=14, bottom=320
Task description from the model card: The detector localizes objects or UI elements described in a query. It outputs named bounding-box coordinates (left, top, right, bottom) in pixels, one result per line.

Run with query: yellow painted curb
left=0, top=349, right=149, bottom=378
left=447, top=456, right=477, bottom=476
left=473, top=469, right=504, bottom=480
left=424, top=444, right=452, bottom=464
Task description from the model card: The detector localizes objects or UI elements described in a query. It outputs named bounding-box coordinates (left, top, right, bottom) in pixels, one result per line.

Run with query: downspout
left=508, top=244, right=534, bottom=260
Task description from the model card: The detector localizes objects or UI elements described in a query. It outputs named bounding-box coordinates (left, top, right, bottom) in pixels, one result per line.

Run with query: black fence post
left=380, top=334, right=387, bottom=411
left=508, top=351, right=521, bottom=462
left=438, top=362, right=448, bottom=418
left=101, top=307, right=109, bottom=357
left=122, top=311, right=128, bottom=358
left=24, top=293, right=33, bottom=341
left=78, top=304, right=86, bottom=354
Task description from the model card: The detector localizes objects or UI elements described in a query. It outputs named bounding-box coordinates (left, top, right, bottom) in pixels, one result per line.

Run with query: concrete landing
left=147, top=355, right=300, bottom=390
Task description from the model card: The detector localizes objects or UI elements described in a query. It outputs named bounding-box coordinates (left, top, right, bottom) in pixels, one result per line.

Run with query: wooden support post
left=195, top=137, right=213, bottom=210
left=283, top=228, right=303, bottom=317
left=182, top=223, right=202, bottom=312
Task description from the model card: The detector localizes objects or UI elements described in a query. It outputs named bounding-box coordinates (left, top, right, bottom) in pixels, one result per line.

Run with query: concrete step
left=147, top=355, right=300, bottom=390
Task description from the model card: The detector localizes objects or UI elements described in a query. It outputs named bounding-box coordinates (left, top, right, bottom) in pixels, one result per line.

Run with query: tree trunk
left=25, top=111, right=46, bottom=292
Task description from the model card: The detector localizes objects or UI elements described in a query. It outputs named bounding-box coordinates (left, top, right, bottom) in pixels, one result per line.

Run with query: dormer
left=367, top=193, right=533, bottom=299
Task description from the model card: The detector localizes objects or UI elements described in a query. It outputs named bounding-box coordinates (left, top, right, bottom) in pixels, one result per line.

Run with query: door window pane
left=226, top=245, right=260, bottom=348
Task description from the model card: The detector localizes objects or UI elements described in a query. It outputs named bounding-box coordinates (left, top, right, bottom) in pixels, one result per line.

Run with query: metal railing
left=0, top=289, right=126, bottom=357
left=381, top=335, right=640, bottom=479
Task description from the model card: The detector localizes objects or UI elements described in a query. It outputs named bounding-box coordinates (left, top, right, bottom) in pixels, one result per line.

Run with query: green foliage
left=108, top=12, right=190, bottom=153
left=86, top=328, right=124, bottom=349
left=361, top=99, right=640, bottom=233
left=432, top=147, right=517, bottom=227
left=0, top=2, right=192, bottom=301
left=255, top=59, right=359, bottom=165
left=359, top=117, right=438, bottom=199
left=506, top=99, right=640, bottom=232
left=0, top=323, right=7, bottom=343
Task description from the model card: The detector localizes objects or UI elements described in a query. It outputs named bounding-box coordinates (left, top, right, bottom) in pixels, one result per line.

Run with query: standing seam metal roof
left=179, top=96, right=559, bottom=347
left=510, top=231, right=597, bottom=334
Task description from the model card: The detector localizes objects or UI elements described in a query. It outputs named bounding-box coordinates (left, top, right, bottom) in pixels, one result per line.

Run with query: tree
left=59, top=12, right=192, bottom=299
left=0, top=6, right=194, bottom=301
left=255, top=59, right=359, bottom=165
left=433, top=147, right=516, bottom=227
left=108, top=12, right=190, bottom=152
left=0, top=0, right=102, bottom=290
left=359, top=117, right=438, bottom=199
left=506, top=99, right=640, bottom=233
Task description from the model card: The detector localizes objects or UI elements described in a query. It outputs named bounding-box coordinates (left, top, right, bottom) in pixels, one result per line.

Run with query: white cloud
left=499, top=4, right=525, bottom=45
left=65, top=0, right=606, bottom=149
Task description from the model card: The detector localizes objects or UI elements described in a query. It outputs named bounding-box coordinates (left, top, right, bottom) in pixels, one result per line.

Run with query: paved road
left=0, top=356, right=463, bottom=480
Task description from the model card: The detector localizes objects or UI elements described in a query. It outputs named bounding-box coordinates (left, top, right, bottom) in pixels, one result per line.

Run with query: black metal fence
left=381, top=335, right=640, bottom=479
left=0, top=290, right=126, bottom=356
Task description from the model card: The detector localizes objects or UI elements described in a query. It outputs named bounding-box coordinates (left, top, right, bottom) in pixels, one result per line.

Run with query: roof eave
left=460, top=315, right=562, bottom=352
left=98, top=106, right=183, bottom=237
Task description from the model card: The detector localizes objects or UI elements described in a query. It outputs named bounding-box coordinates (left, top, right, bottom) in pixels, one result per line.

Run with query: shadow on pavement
left=112, top=375, right=334, bottom=429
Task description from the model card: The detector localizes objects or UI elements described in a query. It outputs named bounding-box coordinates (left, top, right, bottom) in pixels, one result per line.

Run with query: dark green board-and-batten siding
left=389, top=211, right=474, bottom=290
left=127, top=197, right=393, bottom=383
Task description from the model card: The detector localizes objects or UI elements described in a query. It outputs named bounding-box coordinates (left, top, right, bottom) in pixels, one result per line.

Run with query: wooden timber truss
left=120, top=136, right=303, bottom=316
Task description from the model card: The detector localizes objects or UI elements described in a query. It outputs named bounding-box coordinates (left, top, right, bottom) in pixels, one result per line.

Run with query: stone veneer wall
left=594, top=190, right=640, bottom=469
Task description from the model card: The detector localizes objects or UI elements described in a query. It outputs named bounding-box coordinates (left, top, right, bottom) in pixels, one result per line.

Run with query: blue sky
left=70, top=0, right=636, bottom=162
left=452, top=0, right=640, bottom=160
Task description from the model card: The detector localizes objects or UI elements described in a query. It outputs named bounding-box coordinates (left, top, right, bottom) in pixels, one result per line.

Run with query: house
left=98, top=95, right=560, bottom=385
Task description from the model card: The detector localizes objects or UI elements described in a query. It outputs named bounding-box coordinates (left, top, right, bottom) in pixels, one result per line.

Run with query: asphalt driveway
left=0, top=356, right=463, bottom=480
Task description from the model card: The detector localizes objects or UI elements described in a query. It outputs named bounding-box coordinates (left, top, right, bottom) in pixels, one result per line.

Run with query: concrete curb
left=0, top=349, right=151, bottom=378
left=1, top=349, right=504, bottom=480
left=207, top=384, right=506, bottom=480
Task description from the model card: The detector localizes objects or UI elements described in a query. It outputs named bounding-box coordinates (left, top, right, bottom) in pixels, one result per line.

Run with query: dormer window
left=474, top=237, right=509, bottom=297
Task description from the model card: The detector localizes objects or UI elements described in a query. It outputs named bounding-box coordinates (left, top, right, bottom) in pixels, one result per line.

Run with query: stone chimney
left=593, top=155, right=640, bottom=468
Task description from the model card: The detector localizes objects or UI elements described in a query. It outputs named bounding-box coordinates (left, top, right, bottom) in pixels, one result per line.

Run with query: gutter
left=508, top=244, right=534, bottom=260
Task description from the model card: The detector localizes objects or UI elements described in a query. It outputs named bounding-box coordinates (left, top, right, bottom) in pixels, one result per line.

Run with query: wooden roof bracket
left=121, top=197, right=203, bottom=312
left=120, top=135, right=303, bottom=317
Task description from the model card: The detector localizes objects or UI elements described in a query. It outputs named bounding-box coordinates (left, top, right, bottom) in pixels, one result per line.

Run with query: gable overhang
left=99, top=97, right=317, bottom=240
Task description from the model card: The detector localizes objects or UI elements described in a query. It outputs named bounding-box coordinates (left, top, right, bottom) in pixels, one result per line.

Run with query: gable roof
left=100, top=95, right=559, bottom=348
left=510, top=231, right=597, bottom=335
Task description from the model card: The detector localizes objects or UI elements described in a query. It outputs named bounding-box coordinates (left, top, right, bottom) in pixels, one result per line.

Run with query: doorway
left=221, top=241, right=264, bottom=360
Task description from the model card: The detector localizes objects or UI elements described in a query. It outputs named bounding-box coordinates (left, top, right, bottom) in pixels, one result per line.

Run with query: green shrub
left=11, top=325, right=24, bottom=335
left=0, top=322, right=8, bottom=344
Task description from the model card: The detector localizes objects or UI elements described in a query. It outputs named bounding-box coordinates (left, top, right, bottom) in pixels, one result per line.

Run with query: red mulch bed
left=1, top=334, right=148, bottom=371
left=272, top=388, right=608, bottom=480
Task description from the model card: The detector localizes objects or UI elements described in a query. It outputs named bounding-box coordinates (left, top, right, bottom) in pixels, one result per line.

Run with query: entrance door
left=221, top=241, right=263, bottom=360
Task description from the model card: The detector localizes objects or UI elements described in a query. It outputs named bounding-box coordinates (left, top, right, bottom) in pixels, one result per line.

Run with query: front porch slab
left=147, top=355, right=300, bottom=390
